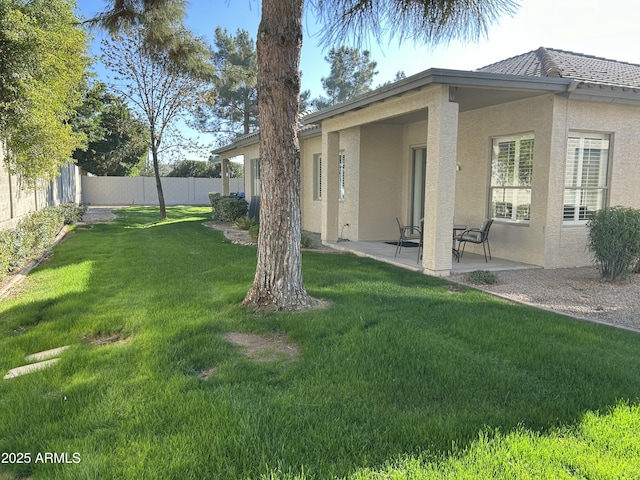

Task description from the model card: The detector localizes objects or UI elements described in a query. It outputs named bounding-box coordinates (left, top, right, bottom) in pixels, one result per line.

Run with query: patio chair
left=395, top=217, right=422, bottom=258
left=455, top=219, right=493, bottom=262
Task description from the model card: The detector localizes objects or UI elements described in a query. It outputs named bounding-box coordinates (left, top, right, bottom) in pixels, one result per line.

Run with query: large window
left=490, top=133, right=534, bottom=223
left=564, top=132, right=610, bottom=225
left=313, top=154, right=322, bottom=200
left=338, top=152, right=345, bottom=201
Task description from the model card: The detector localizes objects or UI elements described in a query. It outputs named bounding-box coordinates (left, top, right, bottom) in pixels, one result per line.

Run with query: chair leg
left=395, top=238, right=402, bottom=257
left=486, top=240, right=492, bottom=260
left=482, top=242, right=488, bottom=262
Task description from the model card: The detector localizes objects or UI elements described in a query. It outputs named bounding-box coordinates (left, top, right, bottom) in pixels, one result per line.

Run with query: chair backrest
left=479, top=219, right=494, bottom=239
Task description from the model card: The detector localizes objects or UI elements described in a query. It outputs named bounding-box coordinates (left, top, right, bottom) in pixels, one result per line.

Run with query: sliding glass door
left=411, top=148, right=427, bottom=229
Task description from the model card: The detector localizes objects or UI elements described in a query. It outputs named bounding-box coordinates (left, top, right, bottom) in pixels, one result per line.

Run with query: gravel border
left=451, top=267, right=640, bottom=334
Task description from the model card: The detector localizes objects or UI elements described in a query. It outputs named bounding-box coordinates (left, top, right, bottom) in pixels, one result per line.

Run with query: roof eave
left=568, top=83, right=640, bottom=106
left=303, top=68, right=572, bottom=123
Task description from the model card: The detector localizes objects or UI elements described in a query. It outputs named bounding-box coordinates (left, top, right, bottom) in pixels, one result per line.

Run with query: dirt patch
left=87, top=332, right=131, bottom=346
left=223, top=332, right=300, bottom=362
left=197, top=366, right=218, bottom=380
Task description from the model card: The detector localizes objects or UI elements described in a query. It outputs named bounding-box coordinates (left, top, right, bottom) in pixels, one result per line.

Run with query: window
left=338, top=152, right=345, bottom=201
left=564, top=132, right=610, bottom=224
left=251, top=158, right=261, bottom=196
left=490, top=134, right=534, bottom=223
left=313, top=154, right=322, bottom=200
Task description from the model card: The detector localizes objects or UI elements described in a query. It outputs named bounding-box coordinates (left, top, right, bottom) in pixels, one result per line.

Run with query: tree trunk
left=150, top=143, right=166, bottom=220
left=242, top=0, right=315, bottom=311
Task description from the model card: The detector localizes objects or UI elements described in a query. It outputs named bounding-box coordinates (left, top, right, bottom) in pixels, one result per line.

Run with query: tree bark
left=242, top=0, right=315, bottom=311
left=150, top=142, right=166, bottom=220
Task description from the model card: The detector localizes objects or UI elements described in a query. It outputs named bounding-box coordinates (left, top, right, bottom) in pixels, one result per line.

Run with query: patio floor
left=325, top=240, right=540, bottom=276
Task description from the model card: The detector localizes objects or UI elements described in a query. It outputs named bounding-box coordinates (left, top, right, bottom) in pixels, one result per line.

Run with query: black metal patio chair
left=395, top=217, right=422, bottom=259
left=455, top=219, right=494, bottom=262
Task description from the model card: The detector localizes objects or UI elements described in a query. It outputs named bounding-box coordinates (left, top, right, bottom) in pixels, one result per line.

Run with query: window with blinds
left=313, top=154, right=322, bottom=200
left=563, top=133, right=610, bottom=225
left=489, top=133, right=534, bottom=223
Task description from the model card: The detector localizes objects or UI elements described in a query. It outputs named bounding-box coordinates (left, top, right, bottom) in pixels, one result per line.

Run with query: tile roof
left=478, top=47, right=640, bottom=89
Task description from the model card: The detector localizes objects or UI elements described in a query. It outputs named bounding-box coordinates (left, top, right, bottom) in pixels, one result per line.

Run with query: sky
left=75, top=0, right=639, bottom=155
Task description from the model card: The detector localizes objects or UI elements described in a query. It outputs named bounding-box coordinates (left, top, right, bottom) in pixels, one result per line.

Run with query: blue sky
left=75, top=0, right=638, bottom=156
left=77, top=0, right=640, bottom=98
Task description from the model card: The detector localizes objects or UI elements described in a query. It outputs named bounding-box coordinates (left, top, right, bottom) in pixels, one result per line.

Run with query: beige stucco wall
left=455, top=94, right=555, bottom=266
left=358, top=124, right=404, bottom=241
left=543, top=97, right=640, bottom=268
left=300, top=135, right=322, bottom=233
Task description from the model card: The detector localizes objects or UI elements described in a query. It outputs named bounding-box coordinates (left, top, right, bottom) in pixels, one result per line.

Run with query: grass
left=1, top=206, right=639, bottom=479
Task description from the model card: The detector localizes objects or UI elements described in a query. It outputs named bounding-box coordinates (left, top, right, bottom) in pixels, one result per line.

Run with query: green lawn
left=1, top=206, right=639, bottom=479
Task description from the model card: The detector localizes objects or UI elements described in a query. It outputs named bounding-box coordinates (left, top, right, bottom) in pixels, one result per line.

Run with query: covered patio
left=326, top=240, right=539, bottom=275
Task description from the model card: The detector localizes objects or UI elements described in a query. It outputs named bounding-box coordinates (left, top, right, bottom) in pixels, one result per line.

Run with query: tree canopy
left=71, top=82, right=148, bottom=176
left=191, top=28, right=258, bottom=144
left=101, top=26, right=212, bottom=218
left=0, top=0, right=89, bottom=182
left=312, top=46, right=378, bottom=109
left=167, top=159, right=243, bottom=178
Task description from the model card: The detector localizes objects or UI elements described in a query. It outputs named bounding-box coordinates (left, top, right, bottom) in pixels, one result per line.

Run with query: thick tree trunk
left=242, top=0, right=315, bottom=311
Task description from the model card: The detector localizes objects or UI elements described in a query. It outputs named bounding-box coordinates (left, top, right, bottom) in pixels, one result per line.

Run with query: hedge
left=0, top=203, right=85, bottom=281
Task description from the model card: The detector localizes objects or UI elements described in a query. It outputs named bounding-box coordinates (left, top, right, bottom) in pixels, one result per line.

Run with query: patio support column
left=221, top=158, right=230, bottom=196
left=422, top=86, right=459, bottom=276
left=321, top=131, right=340, bottom=243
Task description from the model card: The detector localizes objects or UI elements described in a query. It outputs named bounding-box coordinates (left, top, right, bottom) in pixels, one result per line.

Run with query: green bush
left=0, top=203, right=83, bottom=281
left=301, top=233, right=314, bottom=249
left=211, top=195, right=248, bottom=222
left=233, top=216, right=258, bottom=230
left=587, top=206, right=640, bottom=281
left=467, top=270, right=498, bottom=285
left=248, top=224, right=260, bottom=242
left=58, top=202, right=87, bottom=224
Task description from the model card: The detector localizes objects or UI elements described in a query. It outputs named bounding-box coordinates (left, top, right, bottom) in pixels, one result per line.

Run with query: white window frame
left=489, top=133, right=534, bottom=223
left=250, top=158, right=260, bottom=196
left=313, top=153, right=322, bottom=201
left=338, top=151, right=345, bottom=202
left=563, top=132, right=610, bottom=225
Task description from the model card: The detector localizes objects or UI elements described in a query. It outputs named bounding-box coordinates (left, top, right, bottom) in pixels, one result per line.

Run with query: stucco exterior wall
left=300, top=135, right=322, bottom=233
left=543, top=97, right=640, bottom=268
left=337, top=127, right=361, bottom=240
left=358, top=124, right=404, bottom=240
left=456, top=94, right=555, bottom=266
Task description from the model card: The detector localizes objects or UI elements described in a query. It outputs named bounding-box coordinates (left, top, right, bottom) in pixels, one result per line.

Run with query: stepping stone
left=24, top=346, right=69, bottom=362
left=3, top=359, right=60, bottom=380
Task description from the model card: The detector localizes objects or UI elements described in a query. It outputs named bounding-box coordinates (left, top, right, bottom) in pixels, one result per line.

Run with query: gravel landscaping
left=452, top=267, right=640, bottom=333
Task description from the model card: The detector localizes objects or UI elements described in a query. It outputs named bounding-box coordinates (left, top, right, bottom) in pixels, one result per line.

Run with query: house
left=213, top=47, right=640, bottom=276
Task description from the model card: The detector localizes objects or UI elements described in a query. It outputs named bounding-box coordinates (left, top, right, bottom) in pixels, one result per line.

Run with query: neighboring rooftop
left=478, top=47, right=640, bottom=89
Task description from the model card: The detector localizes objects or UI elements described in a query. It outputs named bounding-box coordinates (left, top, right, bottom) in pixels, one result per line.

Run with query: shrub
left=467, top=270, right=497, bottom=285
left=219, top=197, right=248, bottom=222
left=248, top=224, right=260, bottom=242
left=234, top=216, right=258, bottom=230
left=58, top=202, right=87, bottom=224
left=587, top=206, right=640, bottom=281
left=211, top=195, right=248, bottom=222
left=0, top=203, right=83, bottom=281
left=301, top=234, right=314, bottom=249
